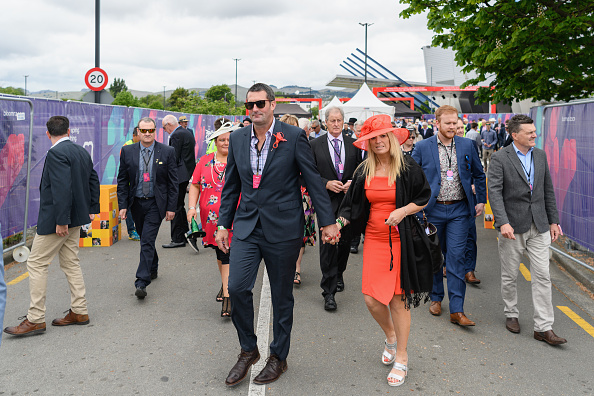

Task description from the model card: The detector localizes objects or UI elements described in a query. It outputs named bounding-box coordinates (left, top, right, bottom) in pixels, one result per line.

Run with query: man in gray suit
left=488, top=114, right=566, bottom=346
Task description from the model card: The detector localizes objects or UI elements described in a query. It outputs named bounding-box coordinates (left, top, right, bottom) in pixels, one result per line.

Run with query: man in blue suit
left=216, top=83, right=338, bottom=387
left=412, top=105, right=486, bottom=326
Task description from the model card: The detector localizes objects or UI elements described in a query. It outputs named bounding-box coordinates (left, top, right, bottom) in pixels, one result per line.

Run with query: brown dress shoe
left=450, top=312, right=475, bottom=326
left=443, top=266, right=447, bottom=278
left=534, top=330, right=567, bottom=345
left=225, top=347, right=260, bottom=387
left=52, top=309, right=90, bottom=326
left=253, top=354, right=288, bottom=385
left=465, top=271, right=481, bottom=284
left=505, top=317, right=520, bottom=333
left=4, top=317, right=46, bottom=336
left=429, top=301, right=442, bottom=316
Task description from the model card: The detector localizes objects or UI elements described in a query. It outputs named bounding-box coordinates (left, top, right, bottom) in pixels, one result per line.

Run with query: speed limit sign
left=85, top=67, right=109, bottom=91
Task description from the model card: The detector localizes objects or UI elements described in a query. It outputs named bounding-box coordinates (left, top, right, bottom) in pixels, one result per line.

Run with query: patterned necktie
left=142, top=148, right=150, bottom=196
left=333, top=138, right=342, bottom=178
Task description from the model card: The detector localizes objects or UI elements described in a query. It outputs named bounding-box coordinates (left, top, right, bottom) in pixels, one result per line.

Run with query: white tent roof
left=340, top=83, right=395, bottom=122
left=320, top=96, right=343, bottom=121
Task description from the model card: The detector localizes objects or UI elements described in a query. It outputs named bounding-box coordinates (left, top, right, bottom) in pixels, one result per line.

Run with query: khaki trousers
left=498, top=222, right=554, bottom=332
left=26, top=227, right=88, bottom=323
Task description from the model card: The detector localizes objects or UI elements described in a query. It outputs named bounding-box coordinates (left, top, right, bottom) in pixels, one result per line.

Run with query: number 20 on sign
left=85, top=67, right=108, bottom=91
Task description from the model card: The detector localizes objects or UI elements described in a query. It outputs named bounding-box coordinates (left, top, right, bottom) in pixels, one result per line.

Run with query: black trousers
left=131, top=197, right=164, bottom=287
left=170, top=181, right=189, bottom=243
left=228, top=224, right=301, bottom=361
left=319, top=231, right=351, bottom=297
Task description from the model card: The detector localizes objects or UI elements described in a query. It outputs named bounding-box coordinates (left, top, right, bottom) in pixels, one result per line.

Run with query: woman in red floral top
left=188, top=122, right=235, bottom=317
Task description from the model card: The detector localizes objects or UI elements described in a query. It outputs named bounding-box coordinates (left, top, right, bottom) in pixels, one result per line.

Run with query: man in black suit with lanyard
left=4, top=116, right=99, bottom=336
left=162, top=114, right=196, bottom=249
left=310, top=106, right=362, bottom=310
left=117, top=117, right=178, bottom=299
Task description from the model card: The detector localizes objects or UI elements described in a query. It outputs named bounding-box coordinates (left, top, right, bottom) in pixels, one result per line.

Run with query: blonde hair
left=280, top=114, right=299, bottom=127
left=363, top=132, right=407, bottom=186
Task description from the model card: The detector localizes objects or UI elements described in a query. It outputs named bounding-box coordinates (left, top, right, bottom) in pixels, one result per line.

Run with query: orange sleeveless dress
left=362, top=177, right=402, bottom=305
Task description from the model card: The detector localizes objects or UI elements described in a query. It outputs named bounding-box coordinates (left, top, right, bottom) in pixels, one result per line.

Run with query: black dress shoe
left=150, top=272, right=158, bottom=280
left=225, top=347, right=260, bottom=387
left=162, top=241, right=186, bottom=248
left=324, top=294, right=337, bottom=311
left=253, top=354, right=287, bottom=385
left=135, top=287, right=147, bottom=299
left=350, top=246, right=358, bottom=254
left=336, top=279, right=345, bottom=292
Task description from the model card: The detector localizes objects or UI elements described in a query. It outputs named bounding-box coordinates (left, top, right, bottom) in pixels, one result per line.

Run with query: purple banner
left=421, top=113, right=520, bottom=123
left=531, top=102, right=594, bottom=251
left=0, top=94, right=244, bottom=239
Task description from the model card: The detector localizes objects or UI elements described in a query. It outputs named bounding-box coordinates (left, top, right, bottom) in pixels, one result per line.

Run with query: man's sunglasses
left=138, top=128, right=156, bottom=134
left=245, top=100, right=272, bottom=110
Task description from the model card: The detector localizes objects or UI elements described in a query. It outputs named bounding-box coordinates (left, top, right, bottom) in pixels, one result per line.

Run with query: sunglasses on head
left=244, top=100, right=271, bottom=110
left=138, top=128, right=156, bottom=134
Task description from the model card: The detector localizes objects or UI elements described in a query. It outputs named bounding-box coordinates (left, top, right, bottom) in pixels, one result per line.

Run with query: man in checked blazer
left=488, top=114, right=566, bottom=346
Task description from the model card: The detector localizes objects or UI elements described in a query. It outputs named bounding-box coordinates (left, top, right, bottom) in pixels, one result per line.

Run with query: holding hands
left=322, top=223, right=341, bottom=245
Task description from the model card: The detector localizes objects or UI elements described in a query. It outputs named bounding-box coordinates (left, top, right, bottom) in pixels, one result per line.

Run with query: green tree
left=180, top=92, right=244, bottom=116
left=168, top=87, right=191, bottom=111
left=138, top=94, right=165, bottom=109
left=109, top=78, right=128, bottom=98
left=399, top=0, right=594, bottom=103
left=205, top=85, right=234, bottom=103
left=0, top=86, right=25, bottom=95
left=311, top=106, right=319, bottom=119
left=112, top=91, right=139, bottom=107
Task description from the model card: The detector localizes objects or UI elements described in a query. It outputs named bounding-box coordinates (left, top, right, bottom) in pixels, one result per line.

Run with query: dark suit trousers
left=171, top=181, right=189, bottom=243
left=319, top=232, right=351, bottom=297
left=464, top=216, right=478, bottom=274
left=131, top=198, right=163, bottom=287
left=227, top=224, right=302, bottom=361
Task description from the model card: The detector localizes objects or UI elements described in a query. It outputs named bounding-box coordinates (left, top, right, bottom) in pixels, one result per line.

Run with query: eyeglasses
left=244, top=100, right=272, bottom=110
left=138, top=128, right=156, bottom=134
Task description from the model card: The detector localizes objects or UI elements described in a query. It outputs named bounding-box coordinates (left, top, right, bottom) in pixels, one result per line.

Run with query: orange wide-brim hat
left=353, top=114, right=410, bottom=151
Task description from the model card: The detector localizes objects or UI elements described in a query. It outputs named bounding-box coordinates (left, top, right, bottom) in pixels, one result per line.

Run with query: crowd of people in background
left=1, top=83, right=567, bottom=389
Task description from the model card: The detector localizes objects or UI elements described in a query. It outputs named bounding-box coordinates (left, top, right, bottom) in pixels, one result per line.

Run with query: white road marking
left=248, top=270, right=272, bottom=396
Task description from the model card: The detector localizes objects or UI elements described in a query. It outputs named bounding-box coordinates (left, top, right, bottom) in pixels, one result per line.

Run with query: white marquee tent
left=319, top=96, right=343, bottom=121
left=339, top=83, right=395, bottom=122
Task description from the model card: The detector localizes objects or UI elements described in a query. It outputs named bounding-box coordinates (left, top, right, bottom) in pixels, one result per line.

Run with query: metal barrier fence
left=0, top=96, right=34, bottom=253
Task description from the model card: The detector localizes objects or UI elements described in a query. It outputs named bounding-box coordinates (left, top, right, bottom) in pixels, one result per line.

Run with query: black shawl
left=337, top=155, right=433, bottom=308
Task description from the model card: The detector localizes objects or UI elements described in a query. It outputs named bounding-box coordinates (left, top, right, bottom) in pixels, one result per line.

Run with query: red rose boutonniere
left=272, top=132, right=287, bottom=149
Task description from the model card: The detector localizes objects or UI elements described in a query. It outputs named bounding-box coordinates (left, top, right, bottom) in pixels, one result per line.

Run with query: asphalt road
left=1, top=218, right=593, bottom=395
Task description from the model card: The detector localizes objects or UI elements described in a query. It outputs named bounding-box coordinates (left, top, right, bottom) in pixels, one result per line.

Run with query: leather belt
left=137, top=196, right=155, bottom=200
left=436, top=199, right=464, bottom=205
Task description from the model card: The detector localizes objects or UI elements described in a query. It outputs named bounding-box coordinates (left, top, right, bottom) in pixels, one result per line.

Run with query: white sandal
left=382, top=339, right=396, bottom=365
left=387, top=362, right=407, bottom=387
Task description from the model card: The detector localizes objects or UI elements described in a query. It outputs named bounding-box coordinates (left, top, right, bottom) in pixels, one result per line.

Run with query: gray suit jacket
left=488, top=145, right=559, bottom=234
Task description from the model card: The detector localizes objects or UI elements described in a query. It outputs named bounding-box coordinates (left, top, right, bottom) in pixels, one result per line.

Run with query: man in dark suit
left=412, top=105, right=486, bottom=327
left=310, top=106, right=362, bottom=310
left=488, top=114, right=566, bottom=345
left=178, top=115, right=193, bottom=134
left=161, top=114, right=196, bottom=249
left=117, top=117, right=178, bottom=299
left=4, top=116, right=99, bottom=336
left=418, top=121, right=434, bottom=139
left=502, top=119, right=513, bottom=147
left=216, top=83, right=338, bottom=387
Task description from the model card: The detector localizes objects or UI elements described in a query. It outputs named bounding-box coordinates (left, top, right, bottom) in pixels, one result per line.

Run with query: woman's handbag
left=410, top=211, right=443, bottom=273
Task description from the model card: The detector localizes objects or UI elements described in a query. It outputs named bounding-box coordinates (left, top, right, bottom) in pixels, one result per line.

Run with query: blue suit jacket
left=412, top=135, right=486, bottom=216
left=218, top=122, right=334, bottom=243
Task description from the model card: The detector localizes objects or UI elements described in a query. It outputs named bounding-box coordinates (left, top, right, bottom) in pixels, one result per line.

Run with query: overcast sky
left=1, top=0, right=433, bottom=93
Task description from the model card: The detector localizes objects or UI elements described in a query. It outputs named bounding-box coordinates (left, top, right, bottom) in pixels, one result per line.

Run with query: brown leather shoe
left=429, top=301, right=441, bottom=316
left=505, top=317, right=520, bottom=333
left=4, top=317, right=46, bottom=336
left=253, top=354, right=288, bottom=385
left=450, top=312, right=475, bottom=326
left=465, top=271, right=481, bottom=284
left=443, top=266, right=447, bottom=278
left=225, top=347, right=260, bottom=387
left=534, top=330, right=567, bottom=345
left=52, top=309, right=90, bottom=326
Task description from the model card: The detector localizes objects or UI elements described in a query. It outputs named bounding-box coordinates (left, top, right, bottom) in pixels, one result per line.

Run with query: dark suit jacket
left=218, top=121, right=335, bottom=243
left=488, top=145, right=559, bottom=234
left=503, top=134, right=513, bottom=147
left=37, top=140, right=100, bottom=235
left=412, top=135, right=486, bottom=217
left=310, top=132, right=362, bottom=214
left=117, top=141, right=179, bottom=219
left=168, top=126, right=196, bottom=183
left=418, top=126, right=434, bottom=139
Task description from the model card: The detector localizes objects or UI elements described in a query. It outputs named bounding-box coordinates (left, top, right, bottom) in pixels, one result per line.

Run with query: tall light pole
left=233, top=58, right=241, bottom=107
left=95, top=0, right=101, bottom=103
left=359, top=22, right=373, bottom=84
left=24, top=75, right=29, bottom=96
left=163, top=86, right=166, bottom=109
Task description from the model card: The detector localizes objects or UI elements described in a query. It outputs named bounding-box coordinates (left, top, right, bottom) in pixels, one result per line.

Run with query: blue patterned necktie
left=333, top=138, right=342, bottom=178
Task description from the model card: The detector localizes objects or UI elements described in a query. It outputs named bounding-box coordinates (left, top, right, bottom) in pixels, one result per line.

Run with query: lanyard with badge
left=253, top=140, right=263, bottom=189
left=519, top=154, right=533, bottom=191
left=443, top=140, right=455, bottom=181
left=330, top=137, right=344, bottom=175
left=142, top=149, right=153, bottom=182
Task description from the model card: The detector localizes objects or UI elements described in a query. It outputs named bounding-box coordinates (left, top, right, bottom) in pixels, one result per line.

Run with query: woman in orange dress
left=337, top=115, right=432, bottom=387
